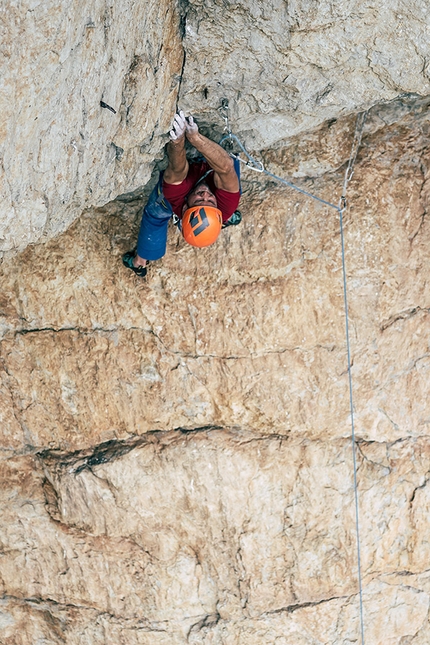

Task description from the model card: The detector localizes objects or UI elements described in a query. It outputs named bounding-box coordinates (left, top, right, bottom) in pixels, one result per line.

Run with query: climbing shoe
left=222, top=210, right=242, bottom=229
left=122, top=250, right=148, bottom=278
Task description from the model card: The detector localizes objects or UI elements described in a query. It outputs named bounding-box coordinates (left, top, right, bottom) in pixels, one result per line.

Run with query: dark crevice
left=177, top=0, right=190, bottom=39
left=380, top=306, right=429, bottom=332
left=32, top=432, right=430, bottom=474
left=177, top=424, right=223, bottom=435
left=9, top=323, right=343, bottom=362
left=36, top=427, right=293, bottom=475
left=13, top=325, right=146, bottom=336
left=187, top=612, right=220, bottom=639
left=0, top=594, right=168, bottom=630
left=1, top=593, right=107, bottom=614
left=176, top=50, right=187, bottom=110
left=264, top=593, right=350, bottom=615
left=38, top=435, right=150, bottom=474
left=383, top=567, right=430, bottom=578
left=15, top=326, right=77, bottom=335
left=174, top=0, right=189, bottom=109
left=37, top=427, right=228, bottom=474
left=409, top=478, right=429, bottom=507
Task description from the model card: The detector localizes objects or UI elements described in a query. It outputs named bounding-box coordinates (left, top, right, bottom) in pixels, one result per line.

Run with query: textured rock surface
left=1, top=97, right=430, bottom=643
left=179, top=0, right=430, bottom=149
left=0, top=0, right=183, bottom=253
left=2, top=435, right=430, bottom=644
left=1, top=0, right=430, bottom=252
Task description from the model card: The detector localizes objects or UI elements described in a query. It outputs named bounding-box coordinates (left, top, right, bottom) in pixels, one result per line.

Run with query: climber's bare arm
left=164, top=139, right=189, bottom=185
left=163, top=113, right=189, bottom=185
left=186, top=116, right=239, bottom=193
left=164, top=111, right=239, bottom=192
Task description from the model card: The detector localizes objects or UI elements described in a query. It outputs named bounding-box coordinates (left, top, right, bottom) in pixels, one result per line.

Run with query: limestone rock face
left=179, top=0, right=430, bottom=149
left=2, top=0, right=430, bottom=642
left=0, top=0, right=183, bottom=253
left=1, top=96, right=430, bottom=643
left=1, top=0, right=430, bottom=253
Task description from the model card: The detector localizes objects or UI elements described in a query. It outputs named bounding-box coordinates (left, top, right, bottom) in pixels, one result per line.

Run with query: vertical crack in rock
left=175, top=0, right=189, bottom=108
left=409, top=478, right=429, bottom=507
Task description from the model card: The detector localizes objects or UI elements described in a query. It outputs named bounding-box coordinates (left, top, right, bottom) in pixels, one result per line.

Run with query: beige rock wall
left=2, top=435, right=430, bottom=644
left=179, top=0, right=430, bottom=149
left=0, top=0, right=183, bottom=253
left=1, top=97, right=429, bottom=643
left=1, top=0, right=430, bottom=254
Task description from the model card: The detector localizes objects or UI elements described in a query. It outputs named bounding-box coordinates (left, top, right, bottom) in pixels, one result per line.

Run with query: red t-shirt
left=162, top=161, right=240, bottom=224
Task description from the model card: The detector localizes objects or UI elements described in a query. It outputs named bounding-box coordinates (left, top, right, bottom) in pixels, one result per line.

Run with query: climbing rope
left=340, top=110, right=368, bottom=207
left=218, top=100, right=340, bottom=210
left=218, top=100, right=367, bottom=644
left=338, top=110, right=367, bottom=645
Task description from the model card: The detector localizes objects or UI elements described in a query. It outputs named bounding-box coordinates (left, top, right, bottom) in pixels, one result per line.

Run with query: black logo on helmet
left=189, top=208, right=210, bottom=236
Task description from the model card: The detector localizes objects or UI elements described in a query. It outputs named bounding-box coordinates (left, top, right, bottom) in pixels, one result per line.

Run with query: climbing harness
left=218, top=99, right=367, bottom=645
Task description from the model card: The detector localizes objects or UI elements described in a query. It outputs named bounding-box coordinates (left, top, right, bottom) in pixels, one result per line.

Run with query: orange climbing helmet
left=181, top=205, right=223, bottom=247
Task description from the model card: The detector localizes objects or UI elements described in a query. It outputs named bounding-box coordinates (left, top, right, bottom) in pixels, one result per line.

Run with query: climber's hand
left=185, top=115, right=199, bottom=139
left=169, top=111, right=187, bottom=142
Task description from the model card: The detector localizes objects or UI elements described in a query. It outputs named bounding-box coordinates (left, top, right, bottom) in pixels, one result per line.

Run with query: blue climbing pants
left=136, top=173, right=173, bottom=261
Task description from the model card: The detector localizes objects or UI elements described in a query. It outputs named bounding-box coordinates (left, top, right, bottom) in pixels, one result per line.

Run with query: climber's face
left=184, top=183, right=218, bottom=212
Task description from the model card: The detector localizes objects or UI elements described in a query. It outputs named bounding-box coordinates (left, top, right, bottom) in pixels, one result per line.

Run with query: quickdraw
left=218, top=99, right=265, bottom=173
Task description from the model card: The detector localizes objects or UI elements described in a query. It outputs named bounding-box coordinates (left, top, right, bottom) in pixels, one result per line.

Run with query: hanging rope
left=338, top=110, right=367, bottom=645
left=218, top=100, right=367, bottom=644
left=340, top=111, right=368, bottom=207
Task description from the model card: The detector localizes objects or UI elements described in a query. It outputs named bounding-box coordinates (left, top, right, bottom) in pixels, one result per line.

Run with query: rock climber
left=122, top=111, right=242, bottom=277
